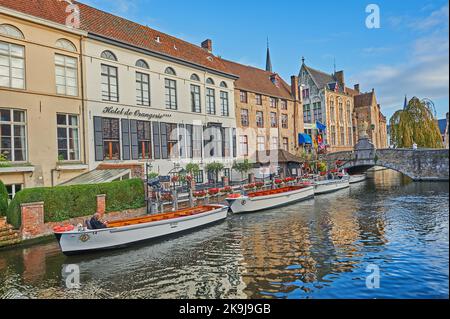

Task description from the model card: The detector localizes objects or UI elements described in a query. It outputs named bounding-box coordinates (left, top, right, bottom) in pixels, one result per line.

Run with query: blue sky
left=82, top=0, right=449, bottom=120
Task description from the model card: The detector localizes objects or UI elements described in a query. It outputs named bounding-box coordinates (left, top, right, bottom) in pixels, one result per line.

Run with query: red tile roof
left=354, top=92, right=376, bottom=108
left=220, top=59, right=293, bottom=100
left=0, top=0, right=235, bottom=77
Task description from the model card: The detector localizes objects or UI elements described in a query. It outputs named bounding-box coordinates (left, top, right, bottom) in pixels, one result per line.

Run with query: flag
left=403, top=95, right=408, bottom=109
left=316, top=121, right=327, bottom=131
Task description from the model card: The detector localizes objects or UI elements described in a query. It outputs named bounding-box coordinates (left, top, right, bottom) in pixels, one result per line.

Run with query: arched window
left=206, top=78, right=214, bottom=85
left=165, top=67, right=176, bottom=76
left=190, top=73, right=200, bottom=81
left=101, top=50, right=117, bottom=61
left=0, top=24, right=24, bottom=39
left=220, top=81, right=228, bottom=88
left=136, top=59, right=149, bottom=69
left=56, top=38, right=77, bottom=52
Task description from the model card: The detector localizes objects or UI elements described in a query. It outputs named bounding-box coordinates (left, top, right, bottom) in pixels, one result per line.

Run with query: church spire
left=266, top=37, right=273, bottom=72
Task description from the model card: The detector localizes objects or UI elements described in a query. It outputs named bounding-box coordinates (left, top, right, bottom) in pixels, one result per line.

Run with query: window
left=136, top=72, right=150, bottom=106
left=240, top=91, right=248, bottom=103
left=101, top=118, right=120, bottom=160
left=191, top=84, right=201, bottom=113
left=137, top=121, right=152, bottom=159
left=270, top=97, right=278, bottom=108
left=241, top=109, right=249, bottom=126
left=281, top=114, right=288, bottom=129
left=339, top=100, right=344, bottom=123
left=281, top=100, right=288, bottom=110
left=347, top=127, right=353, bottom=145
left=57, top=114, right=80, bottom=161
left=56, top=39, right=77, bottom=52
left=283, top=138, right=289, bottom=151
left=206, top=88, right=216, bottom=114
left=256, top=94, right=262, bottom=105
left=239, top=135, right=248, bottom=156
left=135, top=59, right=149, bottom=69
left=165, top=78, right=177, bottom=109
left=257, top=136, right=265, bottom=151
left=330, top=100, right=335, bottom=122
left=194, top=170, right=204, bottom=184
left=190, top=73, right=200, bottom=81
left=271, top=137, right=278, bottom=150
left=206, top=78, right=215, bottom=85
left=101, top=50, right=117, bottom=61
left=220, top=91, right=229, bottom=116
left=256, top=111, right=264, bottom=128
left=0, top=24, right=24, bottom=39
left=0, top=109, right=26, bottom=162
left=340, top=126, right=345, bottom=145
left=101, top=64, right=119, bottom=102
left=165, top=67, right=176, bottom=75
left=270, top=112, right=278, bottom=128
left=5, top=184, right=22, bottom=200
left=313, top=102, right=322, bottom=123
left=303, top=104, right=311, bottom=123
left=55, top=54, right=78, bottom=96
left=223, top=127, right=232, bottom=158
left=0, top=41, right=25, bottom=89
left=220, top=81, right=228, bottom=88
left=330, top=125, right=336, bottom=146
left=302, top=88, right=310, bottom=99
left=346, top=101, right=352, bottom=125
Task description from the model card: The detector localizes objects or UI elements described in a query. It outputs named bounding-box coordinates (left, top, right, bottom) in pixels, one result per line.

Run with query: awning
left=60, top=168, right=131, bottom=186
left=299, top=133, right=313, bottom=145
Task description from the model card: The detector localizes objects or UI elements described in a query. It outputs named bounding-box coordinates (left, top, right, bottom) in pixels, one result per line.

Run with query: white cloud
left=351, top=4, right=449, bottom=118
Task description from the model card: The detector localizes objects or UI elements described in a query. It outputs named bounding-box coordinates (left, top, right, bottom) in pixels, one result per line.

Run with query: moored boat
left=226, top=185, right=315, bottom=214
left=314, top=177, right=350, bottom=195
left=54, top=205, right=228, bottom=255
left=349, top=174, right=367, bottom=184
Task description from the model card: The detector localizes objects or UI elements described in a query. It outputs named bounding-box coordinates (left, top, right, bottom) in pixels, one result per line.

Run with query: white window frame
left=55, top=54, right=78, bottom=96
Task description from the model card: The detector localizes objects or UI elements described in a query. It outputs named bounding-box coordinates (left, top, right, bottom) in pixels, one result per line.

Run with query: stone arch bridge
left=322, top=138, right=449, bottom=181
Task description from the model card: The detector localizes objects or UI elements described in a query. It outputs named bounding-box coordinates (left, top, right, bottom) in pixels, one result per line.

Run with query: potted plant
left=255, top=182, right=265, bottom=189
left=193, top=190, right=207, bottom=199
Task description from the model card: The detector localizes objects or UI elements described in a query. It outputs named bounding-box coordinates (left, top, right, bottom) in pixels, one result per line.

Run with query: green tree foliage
left=0, top=180, right=9, bottom=217
left=232, top=159, right=254, bottom=179
left=205, top=162, right=225, bottom=182
left=185, top=163, right=200, bottom=176
left=390, top=97, right=443, bottom=148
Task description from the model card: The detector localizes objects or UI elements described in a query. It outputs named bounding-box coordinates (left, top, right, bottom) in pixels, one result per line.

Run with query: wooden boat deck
left=107, top=205, right=219, bottom=228
left=247, top=186, right=305, bottom=198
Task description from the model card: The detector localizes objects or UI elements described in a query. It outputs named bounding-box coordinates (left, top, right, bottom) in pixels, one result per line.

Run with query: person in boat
left=90, top=213, right=108, bottom=229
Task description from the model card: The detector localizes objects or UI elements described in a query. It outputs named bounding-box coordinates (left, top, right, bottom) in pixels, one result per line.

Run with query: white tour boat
left=314, top=177, right=350, bottom=195
left=349, top=174, right=367, bottom=184
left=54, top=205, right=228, bottom=255
left=225, top=185, right=315, bottom=214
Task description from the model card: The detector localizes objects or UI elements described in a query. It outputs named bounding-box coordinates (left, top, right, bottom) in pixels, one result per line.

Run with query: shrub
left=0, top=180, right=9, bottom=217
left=6, top=179, right=145, bottom=228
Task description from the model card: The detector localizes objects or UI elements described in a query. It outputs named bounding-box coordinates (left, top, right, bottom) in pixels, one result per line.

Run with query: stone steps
left=0, top=217, right=21, bottom=249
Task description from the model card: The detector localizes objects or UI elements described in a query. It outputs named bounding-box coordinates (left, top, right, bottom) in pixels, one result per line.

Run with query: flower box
left=208, top=188, right=220, bottom=196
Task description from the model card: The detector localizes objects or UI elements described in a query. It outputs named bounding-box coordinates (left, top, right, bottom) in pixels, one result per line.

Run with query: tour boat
left=54, top=205, right=228, bottom=255
left=225, top=185, right=315, bottom=214
left=349, top=174, right=367, bottom=184
left=314, top=177, right=350, bottom=195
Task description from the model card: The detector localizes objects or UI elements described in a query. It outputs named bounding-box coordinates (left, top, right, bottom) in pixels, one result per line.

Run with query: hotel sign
left=102, top=106, right=172, bottom=120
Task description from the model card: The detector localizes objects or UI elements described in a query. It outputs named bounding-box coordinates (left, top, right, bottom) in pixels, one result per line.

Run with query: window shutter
left=232, top=128, right=237, bottom=158
left=160, top=123, right=168, bottom=159
left=121, top=119, right=131, bottom=160
left=94, top=117, right=104, bottom=161
left=130, top=120, right=139, bottom=160
left=152, top=122, right=161, bottom=159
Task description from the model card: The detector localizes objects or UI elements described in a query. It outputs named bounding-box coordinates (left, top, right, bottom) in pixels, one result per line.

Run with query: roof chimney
left=201, top=39, right=212, bottom=53
left=354, top=84, right=360, bottom=93
left=291, top=75, right=299, bottom=101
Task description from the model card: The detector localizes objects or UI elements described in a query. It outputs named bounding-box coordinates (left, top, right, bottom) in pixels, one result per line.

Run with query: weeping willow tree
left=390, top=97, right=443, bottom=148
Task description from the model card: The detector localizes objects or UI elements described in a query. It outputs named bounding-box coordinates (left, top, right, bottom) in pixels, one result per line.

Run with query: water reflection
left=0, top=170, right=448, bottom=299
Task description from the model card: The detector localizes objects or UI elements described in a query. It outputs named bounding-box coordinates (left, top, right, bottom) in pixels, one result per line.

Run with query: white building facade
left=82, top=35, right=238, bottom=183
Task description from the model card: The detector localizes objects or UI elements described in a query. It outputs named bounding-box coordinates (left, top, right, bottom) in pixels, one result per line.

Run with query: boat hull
left=55, top=205, right=228, bottom=255
left=349, top=175, right=367, bottom=184
left=314, top=179, right=350, bottom=195
left=227, top=186, right=315, bottom=214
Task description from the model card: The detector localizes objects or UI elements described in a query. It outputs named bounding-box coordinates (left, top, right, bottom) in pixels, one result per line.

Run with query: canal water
left=0, top=170, right=448, bottom=299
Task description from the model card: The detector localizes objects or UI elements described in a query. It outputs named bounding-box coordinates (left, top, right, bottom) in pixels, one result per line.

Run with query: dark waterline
left=0, top=170, right=448, bottom=299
